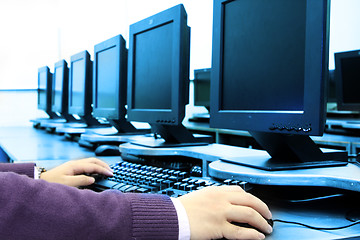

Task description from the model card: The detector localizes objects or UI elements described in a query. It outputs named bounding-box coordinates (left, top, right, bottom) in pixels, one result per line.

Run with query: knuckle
left=243, top=208, right=256, bottom=219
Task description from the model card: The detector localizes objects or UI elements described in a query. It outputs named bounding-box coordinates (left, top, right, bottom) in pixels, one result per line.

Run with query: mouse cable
left=288, top=193, right=344, bottom=203
left=273, top=219, right=360, bottom=231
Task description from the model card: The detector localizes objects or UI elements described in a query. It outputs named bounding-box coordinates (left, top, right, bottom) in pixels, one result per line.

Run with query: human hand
left=40, top=158, right=113, bottom=187
left=178, top=185, right=273, bottom=240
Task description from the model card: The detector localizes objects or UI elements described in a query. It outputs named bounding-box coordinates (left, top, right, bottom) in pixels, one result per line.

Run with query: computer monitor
left=189, top=68, right=211, bottom=123
left=93, top=34, right=137, bottom=132
left=335, top=50, right=360, bottom=111
left=127, top=4, right=208, bottom=147
left=327, top=70, right=337, bottom=104
left=194, top=68, right=211, bottom=110
left=52, top=60, right=76, bottom=121
left=69, top=50, right=98, bottom=125
left=37, top=66, right=58, bottom=118
left=210, top=0, right=347, bottom=170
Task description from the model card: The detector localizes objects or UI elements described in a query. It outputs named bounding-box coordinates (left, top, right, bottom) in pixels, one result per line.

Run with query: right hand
left=178, top=185, right=273, bottom=240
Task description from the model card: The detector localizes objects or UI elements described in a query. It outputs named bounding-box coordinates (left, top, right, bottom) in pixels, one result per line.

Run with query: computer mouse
left=94, top=145, right=120, bottom=156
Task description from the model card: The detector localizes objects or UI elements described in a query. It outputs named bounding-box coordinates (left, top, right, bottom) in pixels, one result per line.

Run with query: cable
left=288, top=194, right=344, bottom=203
left=273, top=219, right=360, bottom=231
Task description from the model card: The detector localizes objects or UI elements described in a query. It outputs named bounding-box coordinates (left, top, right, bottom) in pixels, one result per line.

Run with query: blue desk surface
left=1, top=126, right=360, bottom=239
left=0, top=126, right=120, bottom=168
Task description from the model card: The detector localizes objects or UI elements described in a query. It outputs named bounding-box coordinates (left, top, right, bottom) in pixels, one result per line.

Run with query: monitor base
left=221, top=152, right=348, bottom=171
left=130, top=134, right=212, bottom=148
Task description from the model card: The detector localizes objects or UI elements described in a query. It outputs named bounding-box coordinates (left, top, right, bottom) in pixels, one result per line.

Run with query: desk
left=0, top=126, right=119, bottom=169
left=1, top=127, right=360, bottom=239
left=1, top=91, right=360, bottom=239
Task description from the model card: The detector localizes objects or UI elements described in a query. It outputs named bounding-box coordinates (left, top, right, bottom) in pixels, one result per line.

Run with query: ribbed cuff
left=125, top=193, right=179, bottom=240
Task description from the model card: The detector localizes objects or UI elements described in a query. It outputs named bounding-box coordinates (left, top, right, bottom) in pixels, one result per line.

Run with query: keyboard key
left=185, top=184, right=196, bottom=191
left=173, top=182, right=182, bottom=189
left=112, top=183, right=126, bottom=190
left=118, top=184, right=135, bottom=192
left=139, top=185, right=159, bottom=192
left=95, top=179, right=120, bottom=189
left=163, top=180, right=175, bottom=188
left=124, top=186, right=139, bottom=193
left=135, top=188, right=150, bottom=193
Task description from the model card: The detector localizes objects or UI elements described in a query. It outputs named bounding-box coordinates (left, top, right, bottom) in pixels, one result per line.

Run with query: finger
left=65, top=175, right=95, bottom=187
left=72, top=163, right=113, bottom=176
left=223, top=222, right=265, bottom=240
left=229, top=191, right=272, bottom=220
left=78, top=158, right=113, bottom=171
left=227, top=205, right=273, bottom=235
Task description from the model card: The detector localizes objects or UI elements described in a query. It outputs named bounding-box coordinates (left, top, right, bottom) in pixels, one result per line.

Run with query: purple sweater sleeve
left=0, top=172, right=179, bottom=240
left=0, top=162, right=35, bottom=178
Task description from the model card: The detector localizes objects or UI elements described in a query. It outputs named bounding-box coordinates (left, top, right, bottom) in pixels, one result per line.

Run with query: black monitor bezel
left=68, top=50, right=93, bottom=117
left=93, top=34, right=128, bottom=120
left=127, top=4, right=190, bottom=126
left=37, top=66, right=53, bottom=112
left=52, top=60, right=69, bottom=114
left=334, top=49, right=360, bottom=111
left=210, top=0, right=329, bottom=136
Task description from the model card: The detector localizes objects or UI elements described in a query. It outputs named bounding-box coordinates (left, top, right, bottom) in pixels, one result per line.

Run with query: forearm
left=0, top=172, right=178, bottom=240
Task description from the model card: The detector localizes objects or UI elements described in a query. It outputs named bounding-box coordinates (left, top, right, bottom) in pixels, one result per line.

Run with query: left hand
left=40, top=158, right=113, bottom=187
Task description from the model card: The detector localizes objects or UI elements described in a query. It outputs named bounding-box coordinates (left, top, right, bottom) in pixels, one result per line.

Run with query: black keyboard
left=93, top=161, right=251, bottom=197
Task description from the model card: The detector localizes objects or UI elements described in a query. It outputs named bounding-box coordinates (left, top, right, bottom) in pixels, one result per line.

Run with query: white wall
left=0, top=0, right=358, bottom=89
left=0, top=0, right=212, bottom=89
left=329, top=0, right=360, bottom=69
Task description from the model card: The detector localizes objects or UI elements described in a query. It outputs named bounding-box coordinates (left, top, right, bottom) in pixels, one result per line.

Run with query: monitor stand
left=55, top=114, right=110, bottom=140
left=43, top=113, right=81, bottom=133
left=130, top=124, right=212, bottom=148
left=188, top=113, right=210, bottom=123
left=221, top=131, right=348, bottom=171
left=31, top=111, right=62, bottom=129
left=78, top=119, right=151, bottom=149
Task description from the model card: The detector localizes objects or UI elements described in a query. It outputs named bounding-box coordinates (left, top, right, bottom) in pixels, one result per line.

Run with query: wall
left=0, top=0, right=212, bottom=89
left=0, top=0, right=359, bottom=90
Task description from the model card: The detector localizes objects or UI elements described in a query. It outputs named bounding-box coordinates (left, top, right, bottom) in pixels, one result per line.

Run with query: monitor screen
left=221, top=0, right=305, bottom=112
left=127, top=4, right=190, bottom=126
left=53, top=66, right=63, bottom=110
left=335, top=50, right=360, bottom=111
left=37, top=66, right=52, bottom=112
left=327, top=70, right=337, bottom=104
left=97, top=47, right=117, bottom=109
left=70, top=59, right=85, bottom=108
left=133, top=23, right=173, bottom=110
left=210, top=0, right=346, bottom=170
left=52, top=60, right=69, bottom=114
left=93, top=34, right=128, bottom=120
left=69, top=51, right=92, bottom=116
left=194, top=68, right=211, bottom=109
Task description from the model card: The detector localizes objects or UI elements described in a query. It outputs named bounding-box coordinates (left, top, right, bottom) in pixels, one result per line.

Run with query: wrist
left=35, top=166, right=47, bottom=180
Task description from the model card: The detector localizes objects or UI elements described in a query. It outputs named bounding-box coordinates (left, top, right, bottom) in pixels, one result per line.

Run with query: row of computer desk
left=1, top=119, right=360, bottom=239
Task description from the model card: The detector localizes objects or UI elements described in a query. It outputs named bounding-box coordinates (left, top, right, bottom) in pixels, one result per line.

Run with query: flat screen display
left=220, top=0, right=306, bottom=112
left=53, top=66, right=63, bottom=109
left=133, top=22, right=173, bottom=110
left=341, top=56, right=360, bottom=104
left=38, top=71, right=47, bottom=106
left=96, top=46, right=117, bottom=109
left=70, top=59, right=85, bottom=108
